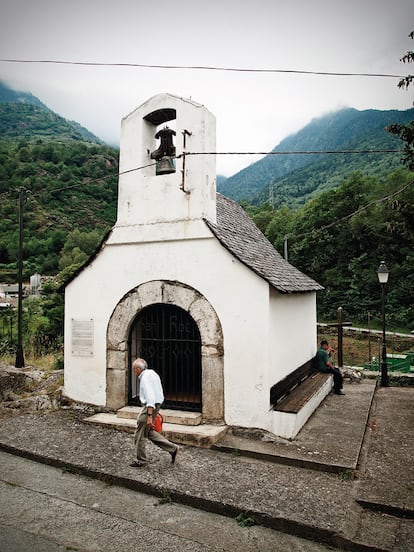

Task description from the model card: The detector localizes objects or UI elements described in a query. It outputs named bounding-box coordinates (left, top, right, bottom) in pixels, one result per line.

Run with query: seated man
left=316, top=339, right=345, bottom=395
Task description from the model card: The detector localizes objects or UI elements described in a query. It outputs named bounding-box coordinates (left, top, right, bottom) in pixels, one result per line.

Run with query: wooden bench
left=275, top=371, right=331, bottom=413
left=270, top=359, right=333, bottom=439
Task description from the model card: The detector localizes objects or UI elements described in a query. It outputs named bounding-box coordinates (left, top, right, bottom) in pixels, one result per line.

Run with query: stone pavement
left=0, top=379, right=413, bottom=551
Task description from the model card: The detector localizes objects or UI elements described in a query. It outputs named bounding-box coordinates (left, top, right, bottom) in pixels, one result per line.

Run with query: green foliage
left=0, top=96, right=102, bottom=144
left=59, top=228, right=103, bottom=270
left=246, top=170, right=414, bottom=330
left=1, top=79, right=412, bottom=352
left=0, top=282, right=64, bottom=356
left=0, top=93, right=118, bottom=351
left=156, top=491, right=173, bottom=505
left=235, top=512, right=256, bottom=527
left=388, top=32, right=414, bottom=171
left=387, top=121, right=414, bottom=171
left=0, top=138, right=118, bottom=279
left=397, top=30, right=414, bottom=90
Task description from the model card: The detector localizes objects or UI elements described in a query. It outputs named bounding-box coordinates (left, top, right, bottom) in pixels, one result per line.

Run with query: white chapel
left=63, top=93, right=325, bottom=439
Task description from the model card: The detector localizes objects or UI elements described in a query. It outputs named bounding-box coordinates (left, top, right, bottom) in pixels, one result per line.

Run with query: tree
left=397, top=30, right=414, bottom=90
left=387, top=31, right=414, bottom=170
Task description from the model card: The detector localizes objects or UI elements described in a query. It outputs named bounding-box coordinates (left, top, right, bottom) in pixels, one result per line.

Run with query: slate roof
left=205, top=193, right=323, bottom=293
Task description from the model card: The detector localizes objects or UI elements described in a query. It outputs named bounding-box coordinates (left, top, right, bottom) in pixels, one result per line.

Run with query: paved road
left=0, top=450, right=338, bottom=552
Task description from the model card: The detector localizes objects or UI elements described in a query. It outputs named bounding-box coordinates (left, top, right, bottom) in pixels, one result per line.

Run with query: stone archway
left=106, top=280, right=224, bottom=423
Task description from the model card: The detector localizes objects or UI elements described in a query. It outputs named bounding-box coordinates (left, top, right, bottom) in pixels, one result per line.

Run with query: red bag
left=153, top=413, right=163, bottom=432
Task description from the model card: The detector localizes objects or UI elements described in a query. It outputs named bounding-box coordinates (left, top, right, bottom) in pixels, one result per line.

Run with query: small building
left=0, top=284, right=19, bottom=298
left=30, top=273, right=42, bottom=295
left=63, top=93, right=323, bottom=436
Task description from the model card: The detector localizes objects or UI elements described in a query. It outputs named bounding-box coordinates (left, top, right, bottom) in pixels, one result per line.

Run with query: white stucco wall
left=63, top=93, right=319, bottom=434
left=117, top=93, right=216, bottom=227
left=268, top=289, right=317, bottom=386
left=64, top=234, right=272, bottom=429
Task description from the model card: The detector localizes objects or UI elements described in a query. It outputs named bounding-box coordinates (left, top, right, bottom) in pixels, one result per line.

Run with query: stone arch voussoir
left=106, top=280, right=224, bottom=422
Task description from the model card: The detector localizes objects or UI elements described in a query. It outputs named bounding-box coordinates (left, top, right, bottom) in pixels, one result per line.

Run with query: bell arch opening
left=106, top=280, right=224, bottom=422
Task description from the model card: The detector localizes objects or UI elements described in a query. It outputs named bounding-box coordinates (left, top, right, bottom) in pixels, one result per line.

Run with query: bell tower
left=112, top=93, right=216, bottom=244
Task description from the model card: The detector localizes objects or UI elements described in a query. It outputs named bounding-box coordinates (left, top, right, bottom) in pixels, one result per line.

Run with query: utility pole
left=337, top=306, right=344, bottom=368
left=283, top=235, right=289, bottom=262
left=15, top=187, right=25, bottom=368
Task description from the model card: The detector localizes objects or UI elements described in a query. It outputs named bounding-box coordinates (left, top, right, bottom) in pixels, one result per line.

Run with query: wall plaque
left=71, top=318, right=94, bottom=356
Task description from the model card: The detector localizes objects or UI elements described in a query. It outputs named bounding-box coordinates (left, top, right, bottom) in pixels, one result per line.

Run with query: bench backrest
left=270, top=358, right=317, bottom=406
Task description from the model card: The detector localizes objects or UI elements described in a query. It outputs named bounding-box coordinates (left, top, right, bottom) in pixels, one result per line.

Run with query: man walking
left=130, top=358, right=179, bottom=467
left=316, top=339, right=345, bottom=395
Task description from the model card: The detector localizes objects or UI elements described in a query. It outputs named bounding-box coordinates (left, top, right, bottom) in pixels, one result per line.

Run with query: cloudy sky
left=0, top=0, right=413, bottom=176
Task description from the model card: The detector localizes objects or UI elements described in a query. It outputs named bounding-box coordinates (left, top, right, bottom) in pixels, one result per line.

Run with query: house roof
left=205, top=194, right=323, bottom=293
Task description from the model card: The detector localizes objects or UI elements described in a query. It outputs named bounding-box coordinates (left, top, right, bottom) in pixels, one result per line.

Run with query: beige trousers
left=134, top=404, right=177, bottom=463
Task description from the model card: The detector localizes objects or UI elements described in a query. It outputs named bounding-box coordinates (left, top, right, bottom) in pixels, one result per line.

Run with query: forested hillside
left=245, top=169, right=414, bottom=329
left=0, top=139, right=118, bottom=281
left=0, top=80, right=102, bottom=144
left=219, top=107, right=414, bottom=206
left=0, top=81, right=412, bottom=344
left=0, top=80, right=46, bottom=108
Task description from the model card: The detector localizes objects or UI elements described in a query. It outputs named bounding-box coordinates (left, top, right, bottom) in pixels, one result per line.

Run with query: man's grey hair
left=135, top=358, right=148, bottom=371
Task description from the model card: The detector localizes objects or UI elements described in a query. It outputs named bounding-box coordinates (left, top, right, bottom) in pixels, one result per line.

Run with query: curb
left=356, top=499, right=414, bottom=520
left=212, top=442, right=351, bottom=474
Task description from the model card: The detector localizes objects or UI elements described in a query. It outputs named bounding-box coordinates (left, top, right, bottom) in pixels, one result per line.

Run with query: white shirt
left=139, top=369, right=164, bottom=408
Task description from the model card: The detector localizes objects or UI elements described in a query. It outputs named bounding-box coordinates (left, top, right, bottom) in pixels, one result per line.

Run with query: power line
left=37, top=149, right=405, bottom=195
left=30, top=162, right=156, bottom=197
left=2, top=148, right=401, bottom=200
left=286, top=178, right=414, bottom=241
left=0, top=163, right=137, bottom=200
left=181, top=149, right=403, bottom=157
left=0, top=58, right=406, bottom=79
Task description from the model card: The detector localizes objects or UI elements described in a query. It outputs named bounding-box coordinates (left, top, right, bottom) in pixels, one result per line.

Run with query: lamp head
left=377, top=261, right=389, bottom=285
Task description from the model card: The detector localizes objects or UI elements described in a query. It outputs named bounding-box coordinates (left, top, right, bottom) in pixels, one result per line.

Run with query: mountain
left=0, top=80, right=47, bottom=108
left=218, top=107, right=414, bottom=206
left=216, top=174, right=228, bottom=189
left=0, top=81, right=103, bottom=144
left=0, top=81, right=118, bottom=281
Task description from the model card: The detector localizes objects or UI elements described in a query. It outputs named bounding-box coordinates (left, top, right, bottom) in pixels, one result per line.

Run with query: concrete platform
left=215, top=379, right=377, bottom=473
left=116, top=406, right=203, bottom=426
left=85, top=412, right=227, bottom=448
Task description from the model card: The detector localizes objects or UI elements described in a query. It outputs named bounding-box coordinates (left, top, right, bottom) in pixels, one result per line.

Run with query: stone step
left=84, top=413, right=227, bottom=448
left=116, top=407, right=202, bottom=426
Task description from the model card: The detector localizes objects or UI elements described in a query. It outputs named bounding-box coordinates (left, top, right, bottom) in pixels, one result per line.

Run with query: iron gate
left=129, top=304, right=202, bottom=411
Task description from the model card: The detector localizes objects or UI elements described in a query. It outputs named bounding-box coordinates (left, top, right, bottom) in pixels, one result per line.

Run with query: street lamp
left=377, top=261, right=389, bottom=386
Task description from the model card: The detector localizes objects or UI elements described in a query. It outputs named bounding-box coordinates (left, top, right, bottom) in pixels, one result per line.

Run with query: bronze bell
left=150, top=126, right=176, bottom=175
left=156, top=155, right=176, bottom=175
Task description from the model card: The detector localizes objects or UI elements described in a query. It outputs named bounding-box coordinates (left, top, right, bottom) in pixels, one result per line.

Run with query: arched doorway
left=129, top=303, right=202, bottom=411
left=106, top=280, right=224, bottom=422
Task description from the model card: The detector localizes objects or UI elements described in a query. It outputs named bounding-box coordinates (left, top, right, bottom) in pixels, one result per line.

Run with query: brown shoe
left=129, top=461, right=146, bottom=467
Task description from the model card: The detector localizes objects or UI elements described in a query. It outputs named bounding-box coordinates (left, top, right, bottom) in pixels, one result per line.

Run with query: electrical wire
left=180, top=149, right=403, bottom=157
left=0, top=58, right=406, bottom=79
left=2, top=148, right=402, bottom=200
left=284, top=178, right=414, bottom=241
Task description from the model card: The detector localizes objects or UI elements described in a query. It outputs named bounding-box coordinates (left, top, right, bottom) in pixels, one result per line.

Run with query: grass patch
left=156, top=491, right=172, bottom=505
left=236, top=512, right=256, bottom=527
left=0, top=353, right=60, bottom=372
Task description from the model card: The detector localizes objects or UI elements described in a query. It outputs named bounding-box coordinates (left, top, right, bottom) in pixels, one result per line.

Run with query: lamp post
left=377, top=261, right=389, bottom=386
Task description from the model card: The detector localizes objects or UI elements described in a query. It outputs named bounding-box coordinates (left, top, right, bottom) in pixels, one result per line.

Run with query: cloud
left=1, top=0, right=413, bottom=175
